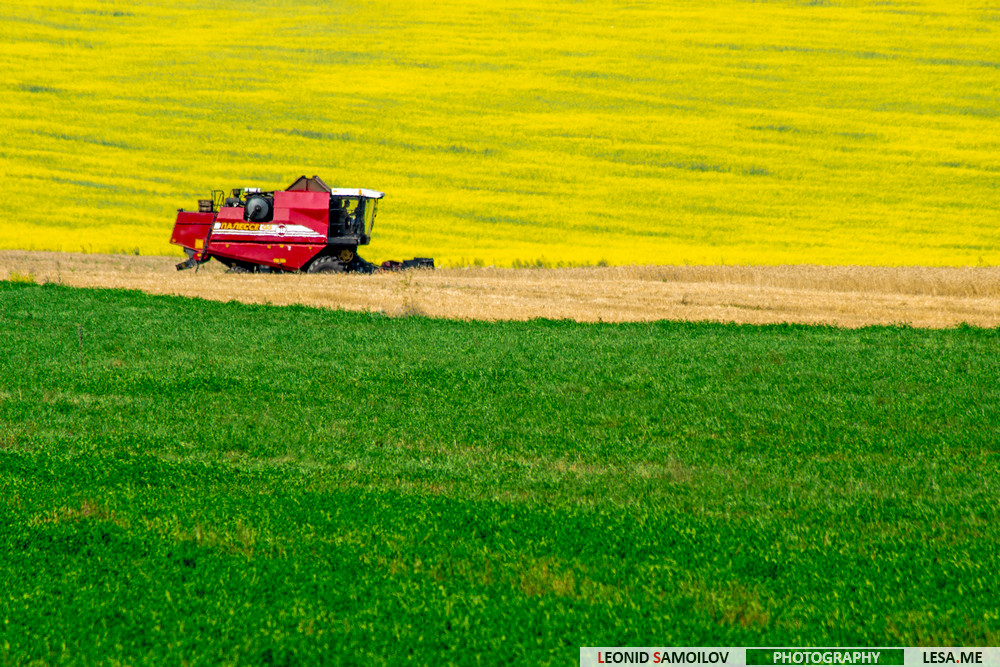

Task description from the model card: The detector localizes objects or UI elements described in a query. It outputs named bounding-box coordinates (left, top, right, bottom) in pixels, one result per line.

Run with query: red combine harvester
left=170, top=175, right=433, bottom=273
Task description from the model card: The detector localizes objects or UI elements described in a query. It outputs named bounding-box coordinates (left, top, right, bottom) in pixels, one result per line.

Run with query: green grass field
left=2, top=281, right=998, bottom=664
left=2, top=0, right=999, bottom=266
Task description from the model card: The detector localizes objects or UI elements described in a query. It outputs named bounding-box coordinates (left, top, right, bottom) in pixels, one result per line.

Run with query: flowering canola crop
left=1, top=0, right=998, bottom=267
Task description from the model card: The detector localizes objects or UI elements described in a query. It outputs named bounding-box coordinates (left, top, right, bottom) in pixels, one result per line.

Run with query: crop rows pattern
left=2, top=1, right=999, bottom=266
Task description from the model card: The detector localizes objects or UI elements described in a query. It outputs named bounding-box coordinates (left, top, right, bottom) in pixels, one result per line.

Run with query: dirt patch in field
left=3, top=250, right=999, bottom=328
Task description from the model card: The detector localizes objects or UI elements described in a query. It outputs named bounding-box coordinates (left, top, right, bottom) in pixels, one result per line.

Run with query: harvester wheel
left=307, top=256, right=347, bottom=274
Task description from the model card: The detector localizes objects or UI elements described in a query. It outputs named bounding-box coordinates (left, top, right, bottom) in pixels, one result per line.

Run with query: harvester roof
left=286, top=175, right=383, bottom=199
left=329, top=188, right=384, bottom=200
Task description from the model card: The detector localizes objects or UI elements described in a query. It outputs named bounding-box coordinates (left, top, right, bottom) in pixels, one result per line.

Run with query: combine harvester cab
left=171, top=175, right=423, bottom=273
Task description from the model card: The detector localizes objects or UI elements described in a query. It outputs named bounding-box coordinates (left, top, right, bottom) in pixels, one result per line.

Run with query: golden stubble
left=3, top=250, right=999, bottom=328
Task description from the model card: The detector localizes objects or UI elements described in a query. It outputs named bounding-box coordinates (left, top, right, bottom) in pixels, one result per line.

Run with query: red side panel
left=274, top=191, right=329, bottom=231
left=210, top=207, right=269, bottom=240
left=210, top=195, right=328, bottom=244
left=198, top=196, right=329, bottom=270
left=216, top=207, right=244, bottom=222
left=206, top=240, right=324, bottom=271
left=171, top=211, right=215, bottom=259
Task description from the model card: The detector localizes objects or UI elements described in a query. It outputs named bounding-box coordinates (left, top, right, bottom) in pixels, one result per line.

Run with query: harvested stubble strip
left=3, top=250, right=999, bottom=328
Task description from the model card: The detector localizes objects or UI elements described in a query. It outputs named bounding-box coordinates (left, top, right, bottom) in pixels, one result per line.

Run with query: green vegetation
left=2, top=282, right=999, bottom=664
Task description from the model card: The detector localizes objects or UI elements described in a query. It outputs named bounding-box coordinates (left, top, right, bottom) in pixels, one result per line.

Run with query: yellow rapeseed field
left=1, top=0, right=998, bottom=267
